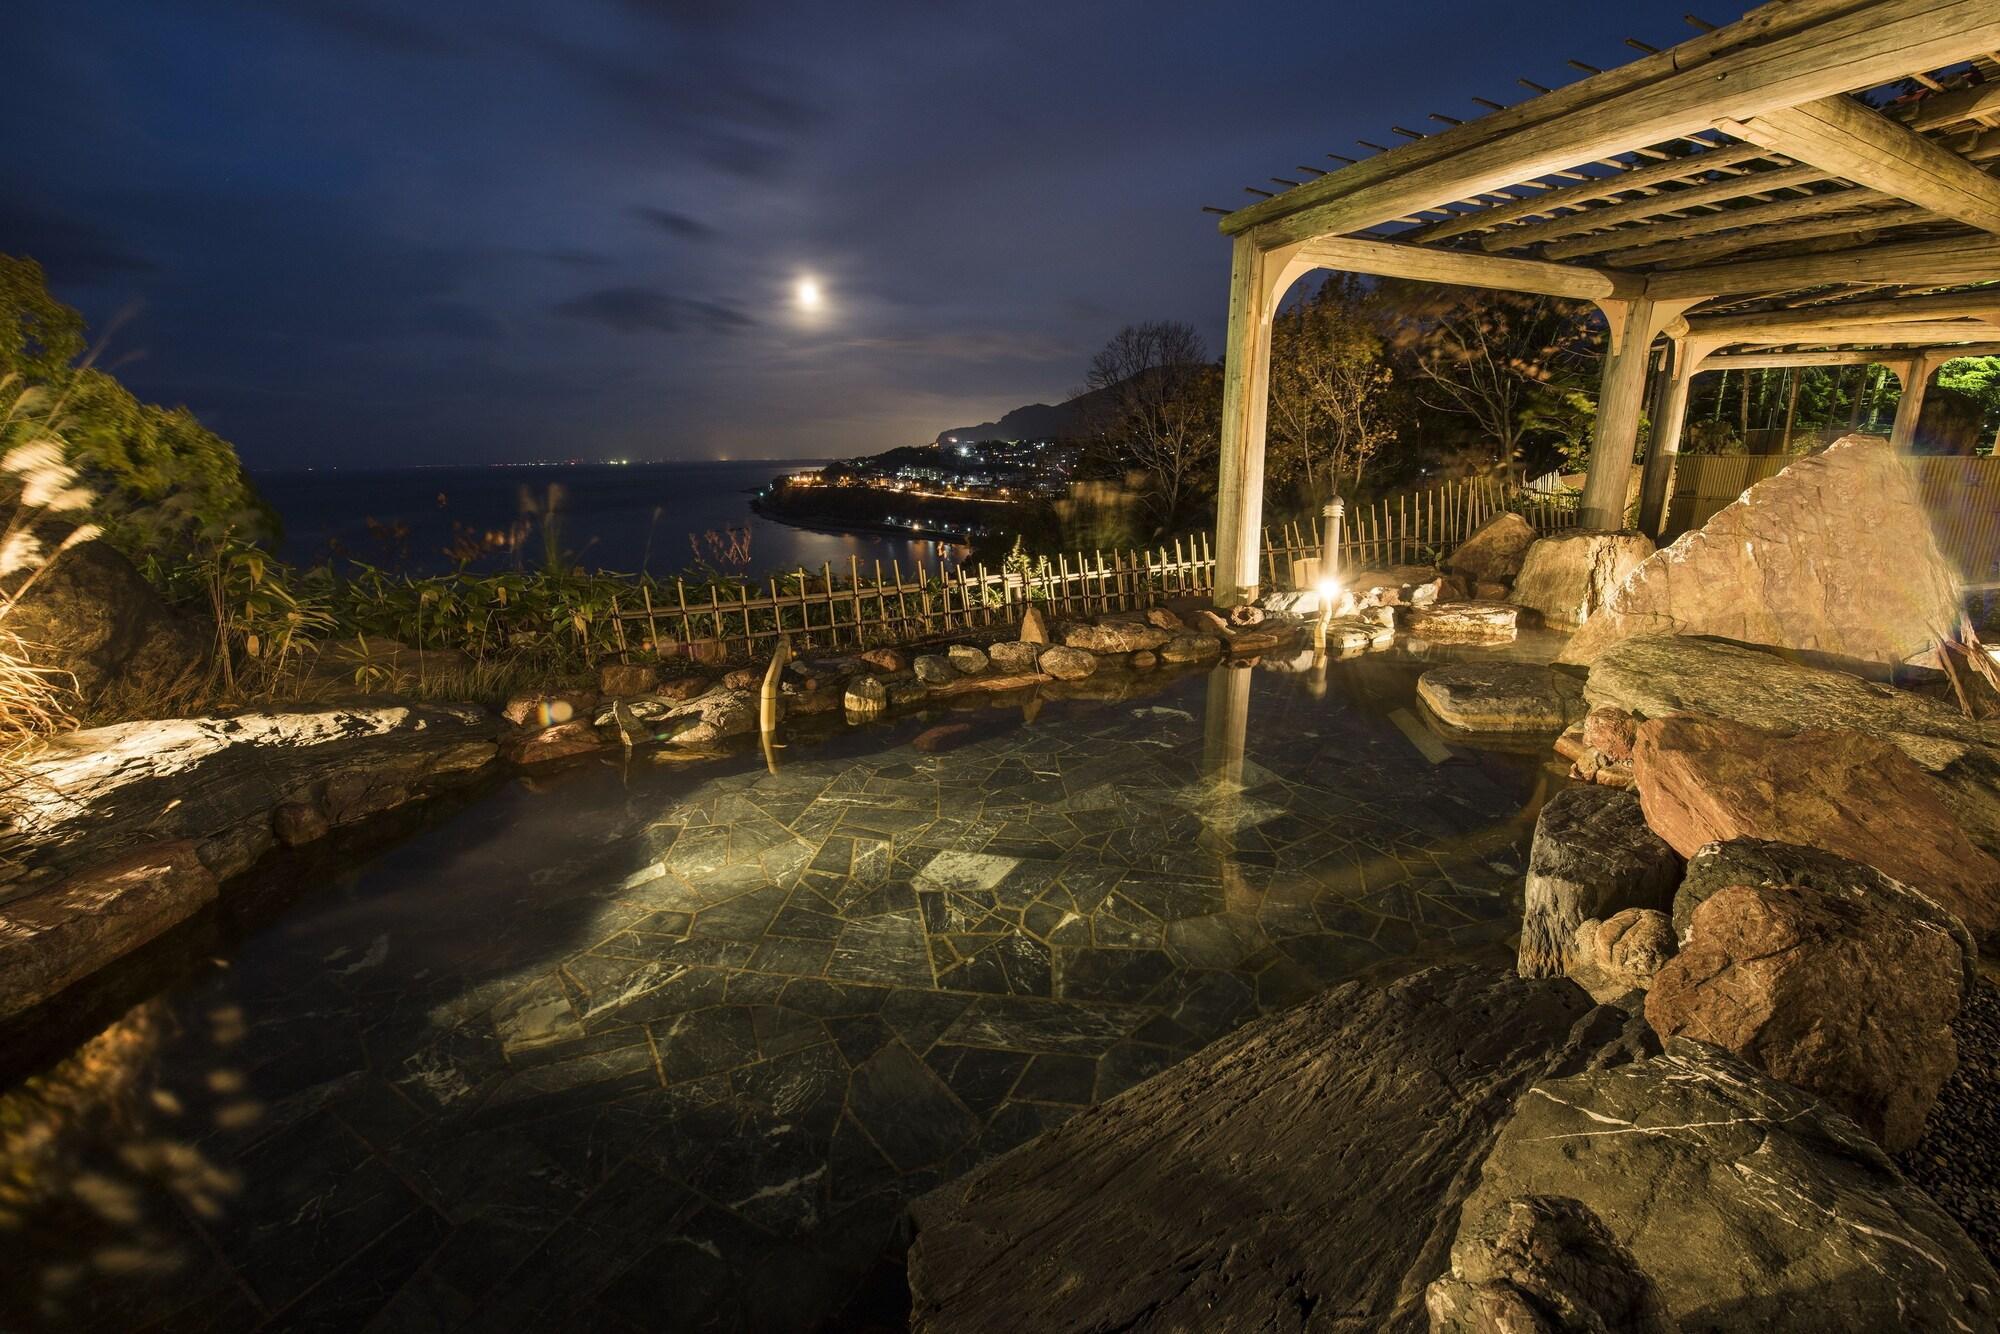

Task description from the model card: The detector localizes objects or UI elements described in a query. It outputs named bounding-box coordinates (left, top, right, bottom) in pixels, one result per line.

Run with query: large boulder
left=1520, top=787, right=1681, bottom=979
left=659, top=689, right=757, bottom=746
left=1583, top=634, right=2000, bottom=771
left=500, top=719, right=607, bottom=767
left=1646, top=879, right=1966, bottom=1151
left=844, top=675, right=888, bottom=716
left=1671, top=838, right=1980, bottom=977
left=1561, top=435, right=1963, bottom=670
left=1447, top=511, right=1537, bottom=585
left=1403, top=601, right=1519, bottom=644
left=907, top=965, right=1646, bottom=1334
left=1631, top=713, right=2000, bottom=947
left=913, top=654, right=957, bottom=685
left=1510, top=530, right=1654, bottom=628
left=1059, top=621, right=1169, bottom=654
left=3, top=535, right=207, bottom=706
left=598, top=661, right=657, bottom=695
left=1583, top=634, right=2000, bottom=852
left=986, top=641, right=1040, bottom=673
left=1157, top=632, right=1222, bottom=664
left=1036, top=645, right=1096, bottom=680
left=1416, top=663, right=1584, bottom=734
left=1431, top=1039, right=2000, bottom=1331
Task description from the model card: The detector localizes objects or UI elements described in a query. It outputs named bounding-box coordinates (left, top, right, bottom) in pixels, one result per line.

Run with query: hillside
left=934, top=382, right=1117, bottom=446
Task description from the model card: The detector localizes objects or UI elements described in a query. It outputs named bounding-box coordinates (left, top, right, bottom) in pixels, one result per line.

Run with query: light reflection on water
left=0, top=648, right=1558, bottom=1332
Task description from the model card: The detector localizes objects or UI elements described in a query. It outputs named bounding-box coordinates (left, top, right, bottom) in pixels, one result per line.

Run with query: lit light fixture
left=1313, top=576, right=1342, bottom=653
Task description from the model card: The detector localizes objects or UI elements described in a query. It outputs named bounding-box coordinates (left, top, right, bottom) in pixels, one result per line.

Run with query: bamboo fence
left=614, top=474, right=1576, bottom=658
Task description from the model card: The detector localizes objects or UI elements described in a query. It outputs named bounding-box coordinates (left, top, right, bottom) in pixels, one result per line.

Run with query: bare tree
left=1085, top=320, right=1219, bottom=531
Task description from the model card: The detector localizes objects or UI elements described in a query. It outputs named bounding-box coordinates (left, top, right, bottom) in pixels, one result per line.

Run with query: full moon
left=795, top=277, right=823, bottom=311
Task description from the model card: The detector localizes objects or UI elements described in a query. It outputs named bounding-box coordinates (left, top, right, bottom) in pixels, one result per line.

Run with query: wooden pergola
left=1207, top=0, right=2000, bottom=605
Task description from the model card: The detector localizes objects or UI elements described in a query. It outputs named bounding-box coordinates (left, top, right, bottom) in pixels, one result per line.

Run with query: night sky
left=9, top=0, right=1699, bottom=470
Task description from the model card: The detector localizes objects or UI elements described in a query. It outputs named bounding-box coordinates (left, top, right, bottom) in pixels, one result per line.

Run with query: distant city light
left=795, top=276, right=823, bottom=311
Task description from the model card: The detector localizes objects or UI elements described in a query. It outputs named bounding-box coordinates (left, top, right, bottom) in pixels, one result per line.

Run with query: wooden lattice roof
left=1213, top=0, right=2000, bottom=359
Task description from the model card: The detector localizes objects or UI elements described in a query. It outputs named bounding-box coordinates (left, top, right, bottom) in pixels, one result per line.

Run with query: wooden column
left=1213, top=237, right=1287, bottom=607
left=1581, top=298, right=1705, bottom=531
left=1636, top=340, right=1699, bottom=540
left=1890, top=356, right=1932, bottom=452
left=1579, top=298, right=1659, bottom=531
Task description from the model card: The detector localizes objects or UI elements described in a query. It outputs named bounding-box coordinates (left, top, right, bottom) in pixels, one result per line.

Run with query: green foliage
left=1937, top=356, right=2000, bottom=427
left=0, top=254, right=276, bottom=561
left=1516, top=382, right=1600, bottom=469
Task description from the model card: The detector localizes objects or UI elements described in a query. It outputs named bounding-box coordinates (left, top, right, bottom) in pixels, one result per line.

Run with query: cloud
left=553, top=285, right=751, bottom=336
left=632, top=206, right=712, bottom=240
left=517, top=32, right=824, bottom=176
left=0, top=198, right=154, bottom=284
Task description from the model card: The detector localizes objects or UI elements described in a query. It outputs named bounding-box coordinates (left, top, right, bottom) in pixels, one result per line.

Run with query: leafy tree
left=1267, top=275, right=1398, bottom=502
left=1387, top=283, right=1599, bottom=470
left=0, top=254, right=275, bottom=564
left=1084, top=320, right=1220, bottom=533
left=1937, top=356, right=2000, bottom=444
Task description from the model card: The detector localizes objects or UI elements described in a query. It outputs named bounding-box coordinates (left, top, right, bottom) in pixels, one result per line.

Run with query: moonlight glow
left=795, top=277, right=823, bottom=311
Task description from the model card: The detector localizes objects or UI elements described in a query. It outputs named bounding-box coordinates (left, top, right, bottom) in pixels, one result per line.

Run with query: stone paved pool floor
left=1, top=656, right=1552, bottom=1332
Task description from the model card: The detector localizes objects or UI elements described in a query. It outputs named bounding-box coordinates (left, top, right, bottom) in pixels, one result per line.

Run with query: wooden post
left=1891, top=355, right=1932, bottom=453
left=641, top=584, right=660, bottom=654
left=1638, top=338, right=1702, bottom=539
left=1214, top=236, right=1298, bottom=607
left=1581, top=298, right=1658, bottom=531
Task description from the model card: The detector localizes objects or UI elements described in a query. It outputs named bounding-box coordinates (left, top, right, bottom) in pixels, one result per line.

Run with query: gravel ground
left=1898, top=975, right=2000, bottom=1266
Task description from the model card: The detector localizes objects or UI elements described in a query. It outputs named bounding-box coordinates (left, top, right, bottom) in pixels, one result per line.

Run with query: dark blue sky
left=9, top=0, right=1697, bottom=468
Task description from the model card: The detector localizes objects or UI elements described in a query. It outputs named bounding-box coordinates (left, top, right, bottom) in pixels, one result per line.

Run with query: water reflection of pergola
left=1207, top=0, right=2000, bottom=605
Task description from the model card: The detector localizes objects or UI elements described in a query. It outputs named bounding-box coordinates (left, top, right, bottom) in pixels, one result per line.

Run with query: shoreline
left=748, top=495, right=990, bottom=546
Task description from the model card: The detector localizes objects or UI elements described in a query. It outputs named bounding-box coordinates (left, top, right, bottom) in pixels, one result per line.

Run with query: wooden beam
left=1703, top=341, right=2000, bottom=368
left=1645, top=233, right=2000, bottom=299
left=1906, top=82, right=2000, bottom=132
left=1404, top=142, right=1777, bottom=243
left=1719, top=94, right=2000, bottom=237
left=1483, top=165, right=1830, bottom=253
left=1599, top=202, right=1930, bottom=268
left=1687, top=290, right=2000, bottom=336
left=1222, top=0, right=2000, bottom=248
left=1290, top=235, right=1640, bottom=301
left=1734, top=318, right=2000, bottom=345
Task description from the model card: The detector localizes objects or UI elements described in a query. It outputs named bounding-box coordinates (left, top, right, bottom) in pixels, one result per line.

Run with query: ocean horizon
left=253, top=458, right=970, bottom=579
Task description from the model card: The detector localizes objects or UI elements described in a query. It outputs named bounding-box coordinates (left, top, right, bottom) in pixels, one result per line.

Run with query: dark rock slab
left=1519, top=787, right=1680, bottom=979
left=5, top=702, right=500, bottom=888
left=0, top=840, right=217, bottom=1020
left=1432, top=1038, right=2000, bottom=1331
left=906, top=964, right=1645, bottom=1334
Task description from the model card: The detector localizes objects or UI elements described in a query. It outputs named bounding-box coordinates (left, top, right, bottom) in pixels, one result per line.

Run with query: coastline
left=748, top=494, right=990, bottom=546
